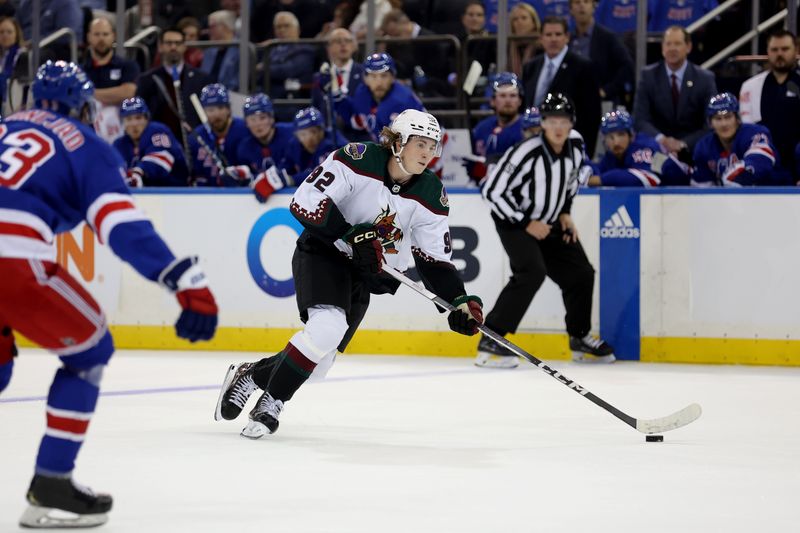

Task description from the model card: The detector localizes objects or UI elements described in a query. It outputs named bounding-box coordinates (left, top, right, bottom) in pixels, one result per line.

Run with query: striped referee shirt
left=481, top=131, right=592, bottom=226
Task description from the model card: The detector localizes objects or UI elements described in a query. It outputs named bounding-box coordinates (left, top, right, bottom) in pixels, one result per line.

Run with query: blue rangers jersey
left=280, top=131, right=349, bottom=184
left=189, top=117, right=250, bottom=186
left=0, top=109, right=175, bottom=278
left=692, top=123, right=777, bottom=187
left=236, top=122, right=294, bottom=177
left=472, top=115, right=523, bottom=160
left=647, top=0, right=717, bottom=32
left=595, top=0, right=639, bottom=33
left=596, top=133, right=690, bottom=187
left=336, top=82, right=424, bottom=142
left=112, top=121, right=188, bottom=187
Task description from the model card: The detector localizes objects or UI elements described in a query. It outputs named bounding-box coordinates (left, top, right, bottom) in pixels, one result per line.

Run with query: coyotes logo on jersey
left=373, top=206, right=402, bottom=254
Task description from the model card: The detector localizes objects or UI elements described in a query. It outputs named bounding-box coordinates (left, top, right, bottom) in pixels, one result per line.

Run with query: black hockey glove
left=448, top=295, right=483, bottom=336
left=343, top=223, right=385, bottom=275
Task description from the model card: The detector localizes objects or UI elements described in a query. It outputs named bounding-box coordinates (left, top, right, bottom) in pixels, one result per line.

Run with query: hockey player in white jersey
left=214, top=110, right=484, bottom=438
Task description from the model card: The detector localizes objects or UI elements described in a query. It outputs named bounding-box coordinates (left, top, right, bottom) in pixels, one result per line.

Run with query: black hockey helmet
left=539, top=92, right=575, bottom=123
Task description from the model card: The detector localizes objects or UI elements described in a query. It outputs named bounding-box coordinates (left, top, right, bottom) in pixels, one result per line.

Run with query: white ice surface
left=2, top=349, right=799, bottom=532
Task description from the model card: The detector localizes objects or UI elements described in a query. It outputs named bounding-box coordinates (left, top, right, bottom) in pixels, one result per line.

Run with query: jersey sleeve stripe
left=0, top=208, right=55, bottom=242
left=87, top=193, right=146, bottom=244
left=628, top=168, right=661, bottom=187
left=141, top=151, right=175, bottom=172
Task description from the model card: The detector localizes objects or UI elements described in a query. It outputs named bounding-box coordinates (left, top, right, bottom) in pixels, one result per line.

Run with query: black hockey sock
left=261, top=343, right=317, bottom=402
left=251, top=354, right=282, bottom=389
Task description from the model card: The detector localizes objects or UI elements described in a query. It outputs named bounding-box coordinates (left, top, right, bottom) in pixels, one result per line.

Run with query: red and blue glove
left=0, top=326, right=17, bottom=392
left=343, top=223, right=385, bottom=275
left=251, top=166, right=290, bottom=203
left=448, top=295, right=483, bottom=336
left=159, top=257, right=218, bottom=342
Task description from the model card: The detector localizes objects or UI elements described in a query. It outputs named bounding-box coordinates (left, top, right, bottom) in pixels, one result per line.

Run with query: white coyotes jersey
left=290, top=142, right=454, bottom=271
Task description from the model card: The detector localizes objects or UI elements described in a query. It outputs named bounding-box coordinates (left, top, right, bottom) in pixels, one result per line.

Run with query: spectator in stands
left=0, top=16, right=24, bottom=108
left=589, top=109, right=689, bottom=187
left=632, top=25, right=716, bottom=161
left=595, top=0, right=638, bottom=33
left=189, top=83, right=251, bottom=186
left=83, top=17, right=140, bottom=143
left=201, top=10, right=242, bottom=91
left=231, top=92, right=295, bottom=201
left=647, top=0, right=718, bottom=33
left=380, top=8, right=452, bottom=97
left=569, top=0, right=634, bottom=107
left=692, top=92, right=777, bottom=187
left=252, top=0, right=333, bottom=40
left=316, top=2, right=355, bottom=39
left=334, top=52, right=425, bottom=143
left=267, top=11, right=316, bottom=100
left=18, top=0, right=82, bottom=60
left=522, top=16, right=601, bottom=157
left=311, top=28, right=365, bottom=140
left=177, top=17, right=203, bottom=68
left=349, top=0, right=400, bottom=39
left=136, top=28, right=213, bottom=150
left=113, top=97, right=189, bottom=188
left=457, top=0, right=496, bottom=75
left=508, top=3, right=541, bottom=77
left=279, top=106, right=347, bottom=184
left=739, top=29, right=800, bottom=185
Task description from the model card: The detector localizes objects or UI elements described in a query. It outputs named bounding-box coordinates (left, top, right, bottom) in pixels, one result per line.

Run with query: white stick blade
left=189, top=93, right=209, bottom=125
left=462, top=61, right=483, bottom=95
left=636, top=403, right=702, bottom=434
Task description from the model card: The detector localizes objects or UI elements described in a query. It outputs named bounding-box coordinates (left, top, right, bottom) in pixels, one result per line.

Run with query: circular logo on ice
left=600, top=205, right=640, bottom=239
left=247, top=208, right=304, bottom=297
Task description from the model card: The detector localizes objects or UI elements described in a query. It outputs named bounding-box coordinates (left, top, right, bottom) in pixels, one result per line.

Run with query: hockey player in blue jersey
left=335, top=53, right=425, bottom=142
left=112, top=97, right=189, bottom=187
left=188, top=83, right=250, bottom=186
left=0, top=61, right=218, bottom=528
left=521, top=106, right=542, bottom=139
left=464, top=72, right=524, bottom=183
left=225, top=93, right=295, bottom=202
left=280, top=106, right=348, bottom=184
left=591, top=109, right=690, bottom=187
left=692, top=93, right=778, bottom=187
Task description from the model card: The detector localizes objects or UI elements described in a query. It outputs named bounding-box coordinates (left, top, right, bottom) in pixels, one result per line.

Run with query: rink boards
left=25, top=187, right=800, bottom=366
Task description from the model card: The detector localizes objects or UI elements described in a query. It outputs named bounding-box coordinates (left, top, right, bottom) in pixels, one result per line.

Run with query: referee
left=477, top=93, right=615, bottom=368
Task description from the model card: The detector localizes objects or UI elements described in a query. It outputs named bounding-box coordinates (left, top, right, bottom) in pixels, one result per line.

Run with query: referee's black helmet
left=539, top=93, right=575, bottom=123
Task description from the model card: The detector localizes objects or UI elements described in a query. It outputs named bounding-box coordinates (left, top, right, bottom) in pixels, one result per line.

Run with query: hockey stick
left=462, top=60, right=482, bottom=152
left=172, top=77, right=193, bottom=173
left=381, top=264, right=702, bottom=435
left=188, top=93, right=234, bottom=181
left=319, top=62, right=339, bottom=145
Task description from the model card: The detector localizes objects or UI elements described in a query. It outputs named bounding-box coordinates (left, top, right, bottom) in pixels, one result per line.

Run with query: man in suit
left=632, top=25, right=717, bottom=158
left=311, top=28, right=366, bottom=141
left=523, top=16, right=602, bottom=157
left=200, top=10, right=242, bottom=91
left=569, top=0, right=634, bottom=107
left=136, top=28, right=213, bottom=158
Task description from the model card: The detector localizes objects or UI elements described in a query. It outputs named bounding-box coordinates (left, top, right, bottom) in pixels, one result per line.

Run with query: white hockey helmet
left=389, top=109, right=442, bottom=156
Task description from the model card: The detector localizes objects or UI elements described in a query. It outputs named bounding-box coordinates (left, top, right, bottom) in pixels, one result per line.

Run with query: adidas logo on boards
left=600, top=205, right=640, bottom=238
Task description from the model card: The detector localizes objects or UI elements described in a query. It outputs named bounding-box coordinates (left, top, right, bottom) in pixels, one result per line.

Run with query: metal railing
left=29, top=27, right=78, bottom=77
left=701, top=9, right=787, bottom=69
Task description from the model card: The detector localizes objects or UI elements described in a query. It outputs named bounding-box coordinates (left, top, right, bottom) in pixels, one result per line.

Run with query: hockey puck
left=645, top=435, right=664, bottom=442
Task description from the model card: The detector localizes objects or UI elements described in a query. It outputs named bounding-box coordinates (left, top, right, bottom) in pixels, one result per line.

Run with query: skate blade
left=20, top=505, right=108, bottom=529
left=571, top=351, right=616, bottom=364
left=214, top=363, right=239, bottom=421
left=240, top=420, right=268, bottom=440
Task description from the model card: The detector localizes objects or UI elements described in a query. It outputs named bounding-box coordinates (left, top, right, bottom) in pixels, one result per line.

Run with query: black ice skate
left=214, top=362, right=259, bottom=421
left=19, top=474, right=112, bottom=529
left=241, top=391, right=284, bottom=439
left=569, top=335, right=616, bottom=364
left=474, top=334, right=519, bottom=369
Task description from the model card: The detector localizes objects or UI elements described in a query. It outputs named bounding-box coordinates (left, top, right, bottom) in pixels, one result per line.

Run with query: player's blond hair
left=379, top=126, right=401, bottom=150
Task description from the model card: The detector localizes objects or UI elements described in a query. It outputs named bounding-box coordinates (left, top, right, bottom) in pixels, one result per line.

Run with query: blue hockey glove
left=159, top=257, right=218, bottom=342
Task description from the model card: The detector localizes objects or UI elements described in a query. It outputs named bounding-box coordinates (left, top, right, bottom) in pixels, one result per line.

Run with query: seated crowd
left=4, top=0, right=800, bottom=190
